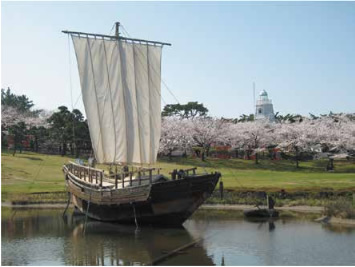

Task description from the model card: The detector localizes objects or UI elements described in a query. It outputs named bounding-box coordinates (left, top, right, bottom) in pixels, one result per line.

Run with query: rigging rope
left=67, top=35, right=77, bottom=156
left=83, top=193, right=91, bottom=235
left=68, top=35, right=74, bottom=110
left=132, top=202, right=139, bottom=230
left=109, top=23, right=116, bottom=36
left=62, top=191, right=71, bottom=218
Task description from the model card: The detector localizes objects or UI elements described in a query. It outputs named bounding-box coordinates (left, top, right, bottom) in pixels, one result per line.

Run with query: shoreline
left=201, top=204, right=324, bottom=213
left=2, top=201, right=324, bottom=213
left=1, top=202, right=69, bottom=208
left=3, top=202, right=354, bottom=226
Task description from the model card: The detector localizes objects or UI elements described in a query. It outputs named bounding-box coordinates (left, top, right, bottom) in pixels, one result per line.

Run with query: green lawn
left=1, top=151, right=355, bottom=201
left=157, top=157, right=355, bottom=192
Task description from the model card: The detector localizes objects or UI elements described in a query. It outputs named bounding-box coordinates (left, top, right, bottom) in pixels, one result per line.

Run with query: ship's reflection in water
left=1, top=208, right=213, bottom=266
left=66, top=215, right=214, bottom=266
left=2, top=208, right=355, bottom=265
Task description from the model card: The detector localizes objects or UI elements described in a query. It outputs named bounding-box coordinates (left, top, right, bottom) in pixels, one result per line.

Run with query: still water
left=1, top=207, right=355, bottom=266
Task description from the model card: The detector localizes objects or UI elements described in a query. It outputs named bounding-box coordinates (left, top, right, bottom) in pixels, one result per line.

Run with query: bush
left=325, top=198, right=355, bottom=219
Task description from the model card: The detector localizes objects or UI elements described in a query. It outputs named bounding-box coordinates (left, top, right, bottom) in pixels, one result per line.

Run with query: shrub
left=325, top=198, right=355, bottom=219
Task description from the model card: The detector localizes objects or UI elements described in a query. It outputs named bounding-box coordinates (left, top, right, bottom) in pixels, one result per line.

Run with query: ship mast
left=115, top=22, right=120, bottom=38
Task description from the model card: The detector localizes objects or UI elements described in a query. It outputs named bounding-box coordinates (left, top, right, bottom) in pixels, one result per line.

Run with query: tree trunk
left=295, top=147, right=300, bottom=168
left=255, top=153, right=259, bottom=164
left=206, top=146, right=210, bottom=158
left=219, top=181, right=224, bottom=199
left=70, top=143, right=74, bottom=155
left=202, top=151, right=205, bottom=161
left=246, top=150, right=251, bottom=160
left=75, top=145, right=80, bottom=158
left=327, top=158, right=334, bottom=171
left=62, top=142, right=67, bottom=156
left=35, top=136, right=39, bottom=152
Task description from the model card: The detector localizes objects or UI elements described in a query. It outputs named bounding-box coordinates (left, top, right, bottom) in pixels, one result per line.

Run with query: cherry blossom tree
left=159, top=118, right=193, bottom=159
left=188, top=117, right=227, bottom=161
left=157, top=112, right=355, bottom=166
left=226, top=121, right=276, bottom=163
left=1, top=105, right=51, bottom=154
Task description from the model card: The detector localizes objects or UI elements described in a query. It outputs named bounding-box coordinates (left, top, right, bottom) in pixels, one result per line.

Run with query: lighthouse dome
left=259, top=90, right=268, bottom=97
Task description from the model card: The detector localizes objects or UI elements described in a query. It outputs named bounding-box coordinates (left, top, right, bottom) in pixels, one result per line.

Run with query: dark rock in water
left=243, top=209, right=279, bottom=218
left=314, top=216, right=330, bottom=223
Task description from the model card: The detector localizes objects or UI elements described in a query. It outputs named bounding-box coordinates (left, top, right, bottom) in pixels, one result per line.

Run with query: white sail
left=71, top=35, right=162, bottom=164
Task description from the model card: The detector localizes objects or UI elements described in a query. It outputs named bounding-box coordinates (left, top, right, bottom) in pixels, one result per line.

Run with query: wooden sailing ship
left=62, top=22, right=221, bottom=226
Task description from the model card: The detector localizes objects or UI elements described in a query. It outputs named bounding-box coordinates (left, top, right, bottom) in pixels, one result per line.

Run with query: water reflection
left=2, top=207, right=355, bottom=266
left=243, top=217, right=277, bottom=232
left=66, top=220, right=213, bottom=265
left=2, top=208, right=213, bottom=265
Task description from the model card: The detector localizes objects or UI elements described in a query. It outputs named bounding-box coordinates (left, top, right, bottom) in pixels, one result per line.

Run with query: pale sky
left=2, top=1, right=355, bottom=118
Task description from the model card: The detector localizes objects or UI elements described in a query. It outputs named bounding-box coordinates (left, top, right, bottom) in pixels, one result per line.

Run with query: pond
left=1, top=207, right=355, bottom=265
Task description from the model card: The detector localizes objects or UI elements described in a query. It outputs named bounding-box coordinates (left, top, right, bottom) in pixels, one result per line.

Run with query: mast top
left=115, top=22, right=120, bottom=38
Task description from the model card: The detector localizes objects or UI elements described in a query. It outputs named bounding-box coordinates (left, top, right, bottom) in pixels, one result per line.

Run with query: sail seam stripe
left=102, top=39, right=117, bottom=163
left=117, top=41, right=130, bottom=163
left=132, top=44, right=144, bottom=164
left=146, top=45, right=152, bottom=164
left=86, top=37, right=106, bottom=163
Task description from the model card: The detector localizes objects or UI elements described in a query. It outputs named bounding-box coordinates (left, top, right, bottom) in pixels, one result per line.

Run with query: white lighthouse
left=255, top=90, right=275, bottom=121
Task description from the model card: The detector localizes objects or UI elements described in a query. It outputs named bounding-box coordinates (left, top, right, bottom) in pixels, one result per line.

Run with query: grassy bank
left=206, top=190, right=354, bottom=207
left=2, top=151, right=355, bottom=203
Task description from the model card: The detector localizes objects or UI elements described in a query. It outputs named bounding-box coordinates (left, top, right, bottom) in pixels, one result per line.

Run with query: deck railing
left=67, top=161, right=105, bottom=187
left=66, top=162, right=199, bottom=189
left=66, top=162, right=167, bottom=189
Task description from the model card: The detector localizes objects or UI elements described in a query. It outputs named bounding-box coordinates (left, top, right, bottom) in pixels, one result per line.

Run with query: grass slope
left=1, top=151, right=355, bottom=201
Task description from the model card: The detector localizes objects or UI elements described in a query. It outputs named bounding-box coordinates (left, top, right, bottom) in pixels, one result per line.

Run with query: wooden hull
left=65, top=168, right=220, bottom=226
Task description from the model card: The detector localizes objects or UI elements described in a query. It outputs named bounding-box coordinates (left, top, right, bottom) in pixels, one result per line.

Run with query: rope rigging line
left=67, top=35, right=76, bottom=154
left=83, top=193, right=91, bottom=235
left=68, top=35, right=74, bottom=111
left=120, top=24, right=180, bottom=105
left=73, top=93, right=82, bottom=110
left=109, top=23, right=116, bottom=36
left=26, top=153, right=48, bottom=191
